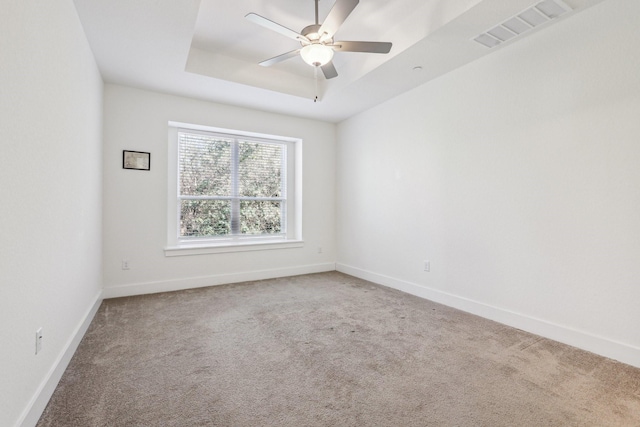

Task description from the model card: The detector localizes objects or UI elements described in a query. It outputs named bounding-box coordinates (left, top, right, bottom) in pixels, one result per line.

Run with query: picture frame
left=123, top=150, right=150, bottom=171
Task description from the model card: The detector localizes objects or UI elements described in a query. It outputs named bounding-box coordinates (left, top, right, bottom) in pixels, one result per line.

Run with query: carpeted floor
left=37, top=272, right=640, bottom=426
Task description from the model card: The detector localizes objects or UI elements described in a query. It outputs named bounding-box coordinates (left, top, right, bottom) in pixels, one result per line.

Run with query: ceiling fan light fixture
left=300, top=44, right=334, bottom=66
left=246, top=0, right=392, bottom=80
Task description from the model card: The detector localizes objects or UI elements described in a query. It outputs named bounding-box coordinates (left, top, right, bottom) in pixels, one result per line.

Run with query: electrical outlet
left=318, top=247, right=323, bottom=254
left=122, top=260, right=130, bottom=270
left=35, top=328, right=43, bottom=355
left=424, top=260, right=430, bottom=272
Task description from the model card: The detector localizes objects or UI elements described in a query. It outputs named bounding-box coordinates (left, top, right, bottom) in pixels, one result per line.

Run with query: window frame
left=165, top=122, right=303, bottom=256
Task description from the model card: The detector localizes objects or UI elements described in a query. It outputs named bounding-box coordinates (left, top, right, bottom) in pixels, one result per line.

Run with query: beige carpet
left=37, top=272, right=640, bottom=426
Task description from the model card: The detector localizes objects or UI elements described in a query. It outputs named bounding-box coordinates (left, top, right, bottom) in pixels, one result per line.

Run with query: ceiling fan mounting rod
left=315, top=0, right=319, bottom=25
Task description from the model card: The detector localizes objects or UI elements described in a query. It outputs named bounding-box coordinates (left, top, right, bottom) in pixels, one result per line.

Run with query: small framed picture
left=123, top=150, right=150, bottom=171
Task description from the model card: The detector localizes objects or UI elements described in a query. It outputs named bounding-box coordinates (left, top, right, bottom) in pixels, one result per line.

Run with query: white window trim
left=165, top=122, right=303, bottom=256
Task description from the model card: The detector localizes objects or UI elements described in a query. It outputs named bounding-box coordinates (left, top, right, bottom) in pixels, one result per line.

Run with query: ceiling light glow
left=300, top=44, right=334, bottom=67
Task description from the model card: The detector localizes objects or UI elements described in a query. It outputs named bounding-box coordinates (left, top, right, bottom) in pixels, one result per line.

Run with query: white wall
left=102, top=85, right=336, bottom=297
left=336, top=0, right=640, bottom=367
left=0, top=1, right=104, bottom=426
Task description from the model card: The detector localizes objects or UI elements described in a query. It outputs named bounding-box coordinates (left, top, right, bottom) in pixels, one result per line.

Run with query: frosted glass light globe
left=300, top=44, right=334, bottom=66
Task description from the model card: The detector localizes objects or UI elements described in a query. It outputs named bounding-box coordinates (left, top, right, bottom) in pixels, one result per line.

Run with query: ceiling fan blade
left=259, top=49, right=301, bottom=67
left=321, top=61, right=338, bottom=79
left=245, top=13, right=309, bottom=43
left=318, top=0, right=359, bottom=39
left=331, top=41, right=392, bottom=54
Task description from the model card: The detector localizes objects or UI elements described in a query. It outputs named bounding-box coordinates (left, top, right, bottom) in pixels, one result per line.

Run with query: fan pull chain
left=314, top=65, right=319, bottom=102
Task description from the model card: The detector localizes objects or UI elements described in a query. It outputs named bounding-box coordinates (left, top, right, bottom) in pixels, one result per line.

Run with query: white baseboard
left=103, top=263, right=337, bottom=299
left=336, top=263, right=640, bottom=369
left=19, top=292, right=103, bottom=427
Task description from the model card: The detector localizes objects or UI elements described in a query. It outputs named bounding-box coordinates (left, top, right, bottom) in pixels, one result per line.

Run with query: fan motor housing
left=301, top=24, right=331, bottom=45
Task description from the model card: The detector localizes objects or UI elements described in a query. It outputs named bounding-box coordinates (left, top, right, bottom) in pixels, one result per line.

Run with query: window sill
left=164, top=239, right=304, bottom=257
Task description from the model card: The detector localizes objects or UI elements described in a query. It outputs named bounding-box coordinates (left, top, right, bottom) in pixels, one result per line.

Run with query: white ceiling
left=72, top=0, right=604, bottom=123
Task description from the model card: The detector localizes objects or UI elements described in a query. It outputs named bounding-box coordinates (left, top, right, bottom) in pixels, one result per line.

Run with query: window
left=166, top=123, right=302, bottom=255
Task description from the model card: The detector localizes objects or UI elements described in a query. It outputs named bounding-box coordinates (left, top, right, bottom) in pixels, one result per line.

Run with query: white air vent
left=473, top=0, right=572, bottom=49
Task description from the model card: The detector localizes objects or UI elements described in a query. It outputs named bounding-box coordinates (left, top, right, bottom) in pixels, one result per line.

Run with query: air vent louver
left=473, top=0, right=572, bottom=49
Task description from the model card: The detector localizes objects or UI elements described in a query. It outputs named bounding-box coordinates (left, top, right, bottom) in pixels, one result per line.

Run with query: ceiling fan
left=245, top=0, right=392, bottom=80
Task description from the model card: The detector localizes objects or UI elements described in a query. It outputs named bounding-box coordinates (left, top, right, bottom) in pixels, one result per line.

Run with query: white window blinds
left=178, top=130, right=287, bottom=239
